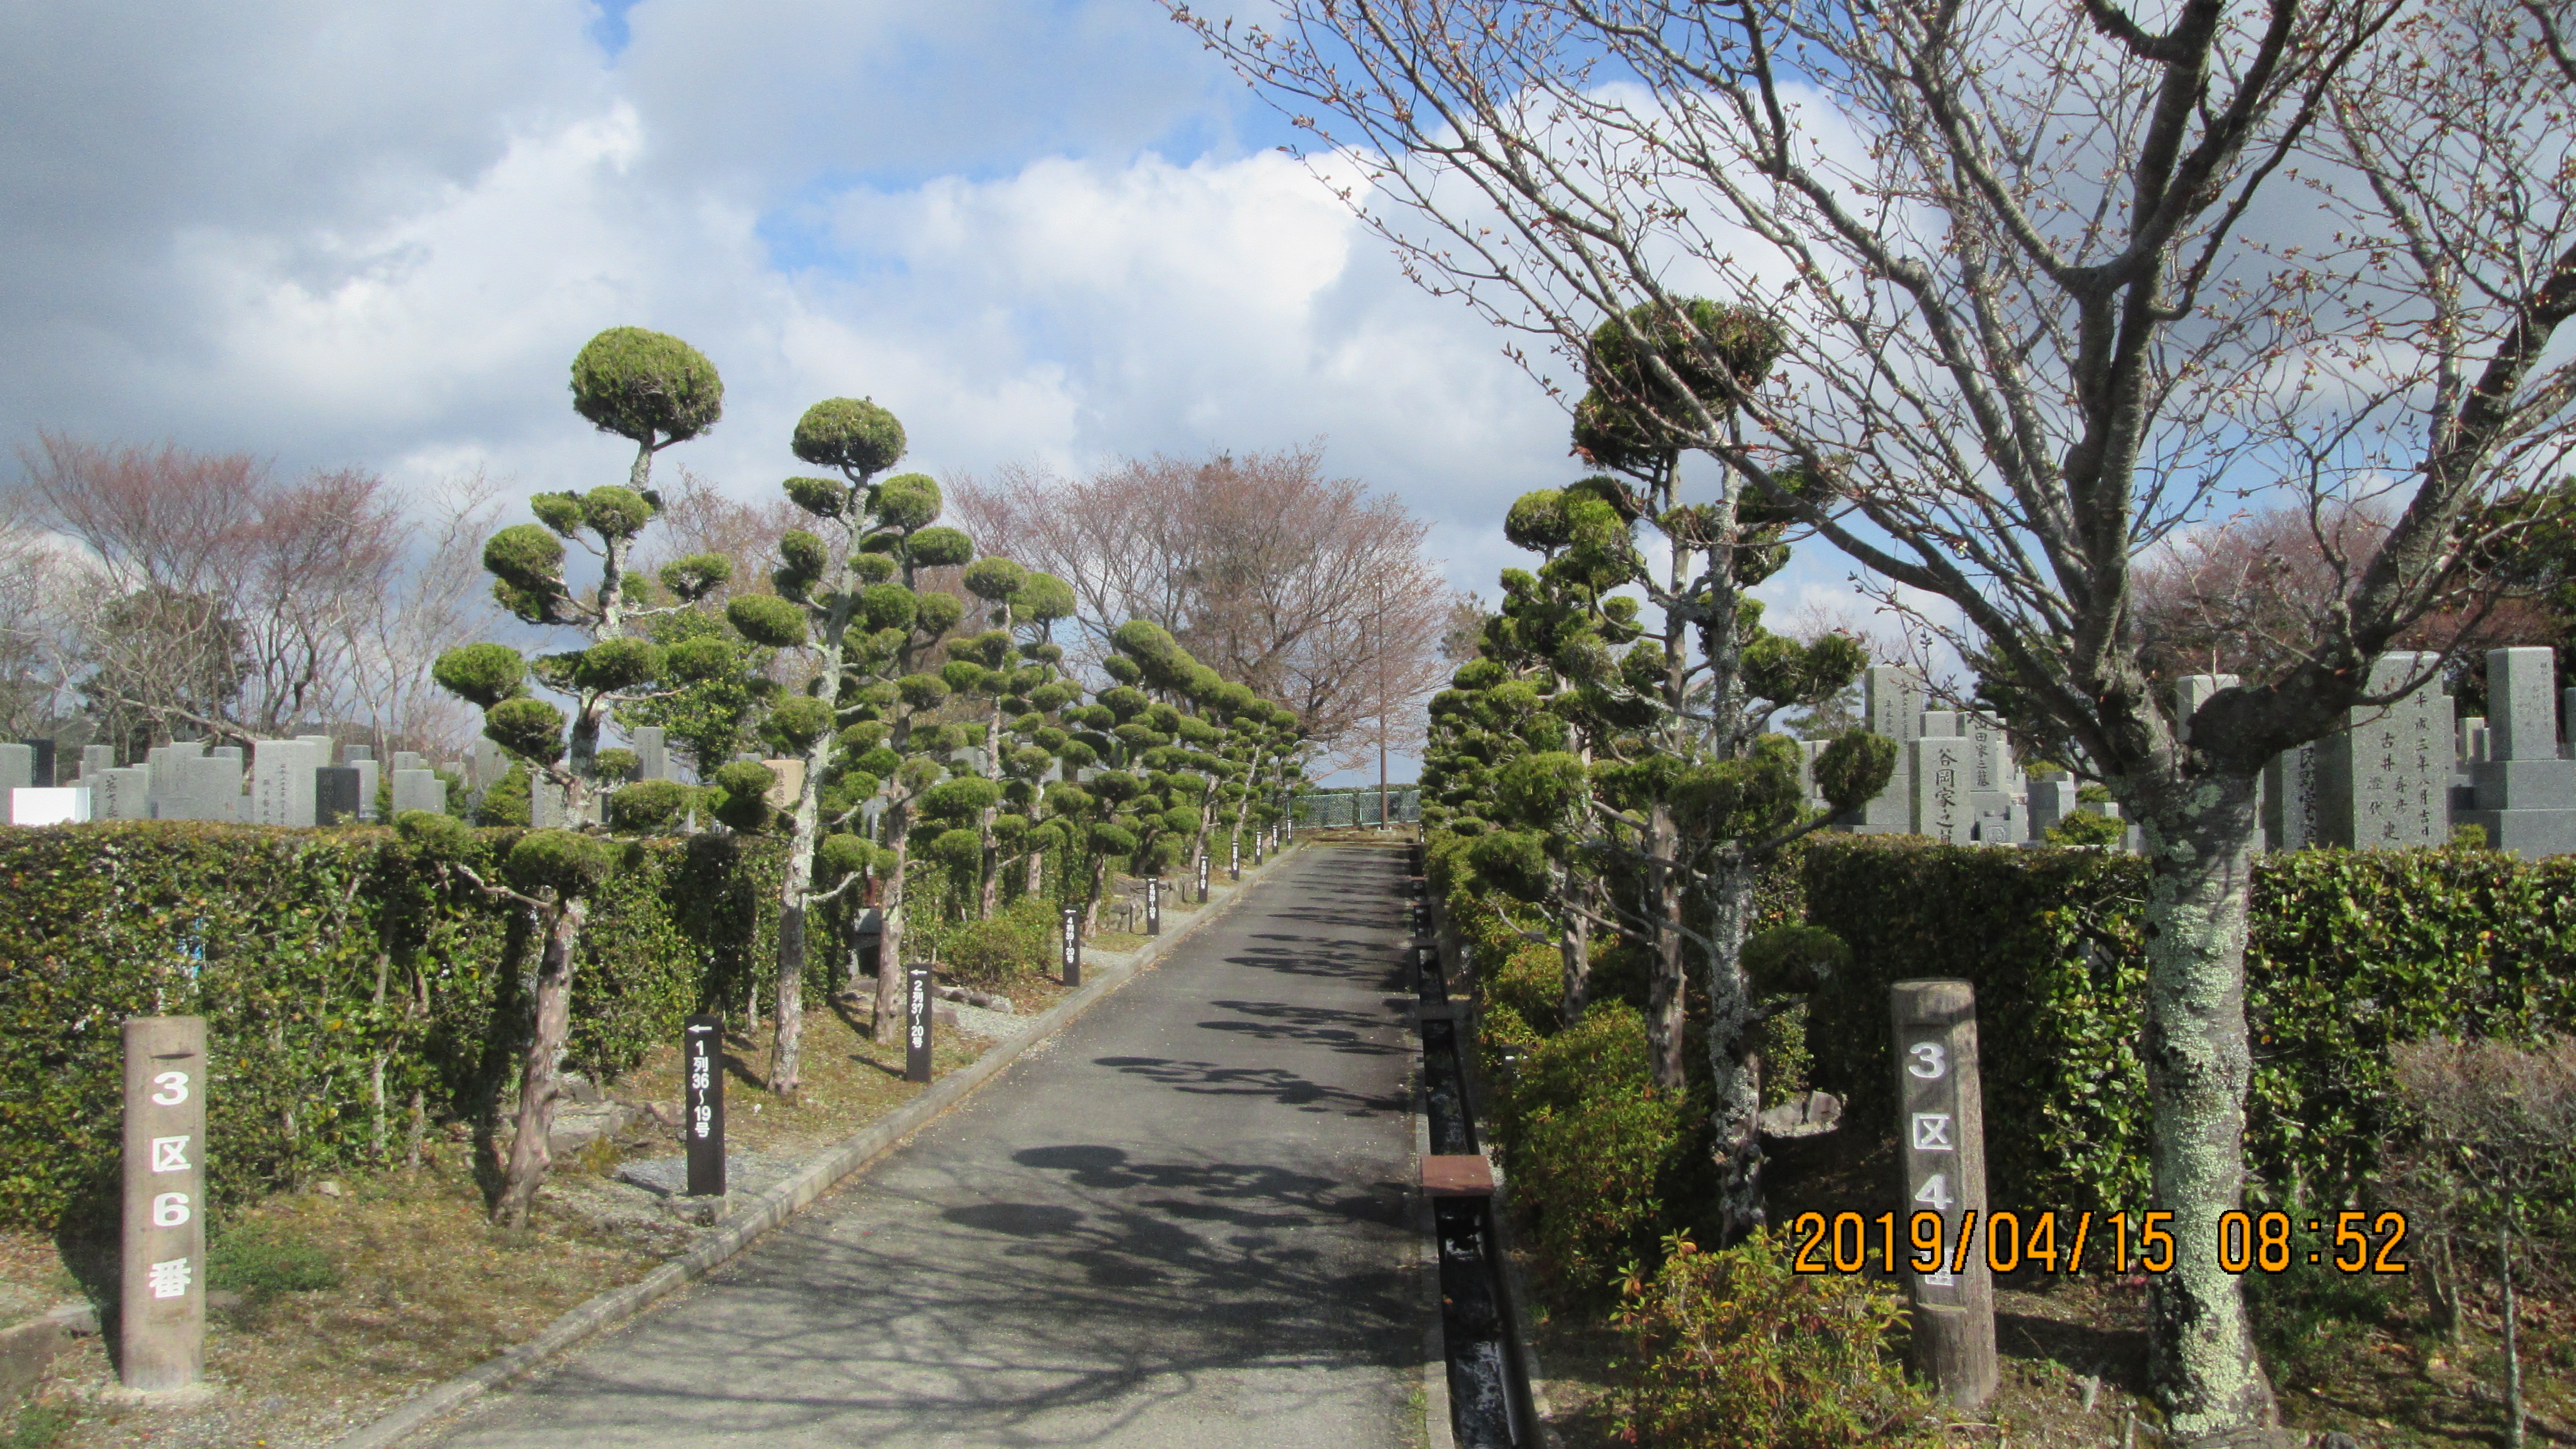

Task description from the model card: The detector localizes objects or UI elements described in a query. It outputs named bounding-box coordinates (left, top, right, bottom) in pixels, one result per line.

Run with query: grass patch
left=206, top=1222, right=339, bottom=1303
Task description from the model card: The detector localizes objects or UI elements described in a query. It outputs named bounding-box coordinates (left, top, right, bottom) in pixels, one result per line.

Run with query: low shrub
left=1611, top=1229, right=1933, bottom=1449
left=1496, top=1003, right=1693, bottom=1303
left=939, top=894, right=1058, bottom=988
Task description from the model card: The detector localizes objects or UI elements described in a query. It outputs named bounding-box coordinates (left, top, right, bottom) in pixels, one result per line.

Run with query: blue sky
left=0, top=1, right=1884, bottom=774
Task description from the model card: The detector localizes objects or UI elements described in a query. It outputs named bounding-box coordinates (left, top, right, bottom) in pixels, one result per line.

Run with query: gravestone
left=530, top=775, right=567, bottom=830
left=2459, top=646, right=2576, bottom=858
left=251, top=741, right=320, bottom=827
left=93, top=767, right=152, bottom=820
left=144, top=741, right=204, bottom=813
left=391, top=750, right=424, bottom=774
left=343, top=745, right=371, bottom=761
left=352, top=757, right=379, bottom=821
left=80, top=744, right=113, bottom=781
left=2026, top=774, right=2077, bottom=841
left=632, top=727, right=669, bottom=783
left=315, top=765, right=363, bottom=826
left=1911, top=724, right=1971, bottom=843
left=1848, top=666, right=1926, bottom=832
left=0, top=743, right=31, bottom=795
left=2458, top=717, right=2489, bottom=765
left=1961, top=713, right=2022, bottom=844
left=2315, top=652, right=2449, bottom=849
left=391, top=769, right=447, bottom=817
left=188, top=753, right=244, bottom=823
left=21, top=738, right=54, bottom=789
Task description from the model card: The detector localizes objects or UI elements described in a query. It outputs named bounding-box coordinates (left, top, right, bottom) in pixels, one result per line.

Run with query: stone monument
left=2457, top=646, right=2576, bottom=858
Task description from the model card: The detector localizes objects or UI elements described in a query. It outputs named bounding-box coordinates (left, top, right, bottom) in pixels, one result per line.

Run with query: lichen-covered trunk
left=1644, top=800, right=1687, bottom=1090
left=870, top=822, right=912, bottom=1046
left=495, top=894, right=586, bottom=1229
left=1699, top=857, right=1762, bottom=1243
left=2136, top=770, right=2278, bottom=1444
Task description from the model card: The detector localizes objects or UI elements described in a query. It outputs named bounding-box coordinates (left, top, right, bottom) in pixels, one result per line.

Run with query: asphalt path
left=429, top=844, right=1422, bottom=1448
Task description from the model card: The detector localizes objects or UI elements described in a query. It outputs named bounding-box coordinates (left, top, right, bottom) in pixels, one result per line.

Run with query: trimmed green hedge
left=0, top=822, right=780, bottom=1229
left=1799, top=836, right=2576, bottom=1217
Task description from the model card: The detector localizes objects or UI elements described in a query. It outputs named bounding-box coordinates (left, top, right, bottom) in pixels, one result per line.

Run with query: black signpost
left=1145, top=878, right=1161, bottom=936
left=1196, top=850, right=1209, bottom=903
left=1060, top=907, right=1082, bottom=988
left=1229, top=834, right=1240, bottom=882
left=905, top=965, right=934, bottom=1084
left=684, top=1016, right=724, bottom=1197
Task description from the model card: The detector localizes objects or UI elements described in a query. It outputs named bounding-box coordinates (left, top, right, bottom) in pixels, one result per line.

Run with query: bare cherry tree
left=20, top=434, right=409, bottom=749
left=952, top=444, right=1453, bottom=756
left=1179, top=0, right=2576, bottom=1436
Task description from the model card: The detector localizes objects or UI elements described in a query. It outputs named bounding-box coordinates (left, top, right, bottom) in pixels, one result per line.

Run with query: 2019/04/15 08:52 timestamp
left=1784, top=1210, right=2412, bottom=1276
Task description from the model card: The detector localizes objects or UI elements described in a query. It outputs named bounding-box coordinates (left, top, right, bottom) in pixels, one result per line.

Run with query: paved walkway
left=430, top=845, right=1420, bottom=1448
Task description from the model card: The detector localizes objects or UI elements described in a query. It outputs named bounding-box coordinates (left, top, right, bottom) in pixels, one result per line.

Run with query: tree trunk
left=1644, top=800, right=1687, bottom=1089
left=495, top=894, right=586, bottom=1229
left=2135, top=770, right=2279, bottom=1444
left=1701, top=856, right=1763, bottom=1242
left=870, top=828, right=911, bottom=1046
left=1557, top=902, right=1590, bottom=1026
left=2501, top=1228, right=2525, bottom=1449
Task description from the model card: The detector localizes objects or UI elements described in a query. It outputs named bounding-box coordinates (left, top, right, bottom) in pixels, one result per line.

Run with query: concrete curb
left=1427, top=889, right=1561, bottom=1449
left=329, top=839, right=1308, bottom=1449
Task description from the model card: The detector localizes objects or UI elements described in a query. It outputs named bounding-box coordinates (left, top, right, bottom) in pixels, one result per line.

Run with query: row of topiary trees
left=408, top=325, right=1306, bottom=1224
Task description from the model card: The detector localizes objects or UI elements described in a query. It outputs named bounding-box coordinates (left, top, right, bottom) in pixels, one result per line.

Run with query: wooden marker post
left=121, top=1016, right=206, bottom=1393
left=1060, top=907, right=1082, bottom=988
left=905, top=965, right=934, bottom=1084
left=1891, top=979, right=1997, bottom=1407
left=1145, top=878, right=1161, bottom=936
left=683, top=1016, right=724, bottom=1197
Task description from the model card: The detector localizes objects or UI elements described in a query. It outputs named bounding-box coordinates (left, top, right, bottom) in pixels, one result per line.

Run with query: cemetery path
left=425, top=844, right=1422, bottom=1449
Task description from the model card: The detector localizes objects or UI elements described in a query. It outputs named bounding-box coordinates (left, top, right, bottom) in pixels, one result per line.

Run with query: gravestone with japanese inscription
left=391, top=768, right=447, bottom=817
left=251, top=740, right=321, bottom=827
left=315, top=765, right=363, bottom=826
left=2315, top=651, right=2449, bottom=849
left=1910, top=716, right=1971, bottom=844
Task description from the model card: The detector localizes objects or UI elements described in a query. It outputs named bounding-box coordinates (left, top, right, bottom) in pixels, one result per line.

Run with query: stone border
left=329, top=839, right=1306, bottom=1449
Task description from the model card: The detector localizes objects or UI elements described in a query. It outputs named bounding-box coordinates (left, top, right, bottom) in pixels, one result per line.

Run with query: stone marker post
left=1891, top=980, right=1997, bottom=1407
left=683, top=1016, right=724, bottom=1197
left=905, top=965, right=934, bottom=1085
left=1060, top=906, right=1082, bottom=988
left=1145, top=878, right=1161, bottom=936
left=121, top=1016, right=207, bottom=1393
left=1229, top=834, right=1240, bottom=882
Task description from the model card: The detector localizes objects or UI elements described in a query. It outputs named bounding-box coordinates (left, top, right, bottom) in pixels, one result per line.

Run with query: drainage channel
left=1409, top=860, right=1539, bottom=1449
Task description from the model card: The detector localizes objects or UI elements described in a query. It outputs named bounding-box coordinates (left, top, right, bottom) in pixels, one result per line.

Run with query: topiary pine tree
left=1448, top=298, right=1894, bottom=1242
left=425, top=323, right=727, bottom=1226
left=718, top=395, right=944, bottom=1097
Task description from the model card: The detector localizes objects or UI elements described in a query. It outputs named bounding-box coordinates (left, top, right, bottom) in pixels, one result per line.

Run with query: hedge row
left=0, top=821, right=782, bottom=1229
left=1797, top=836, right=2576, bottom=1217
